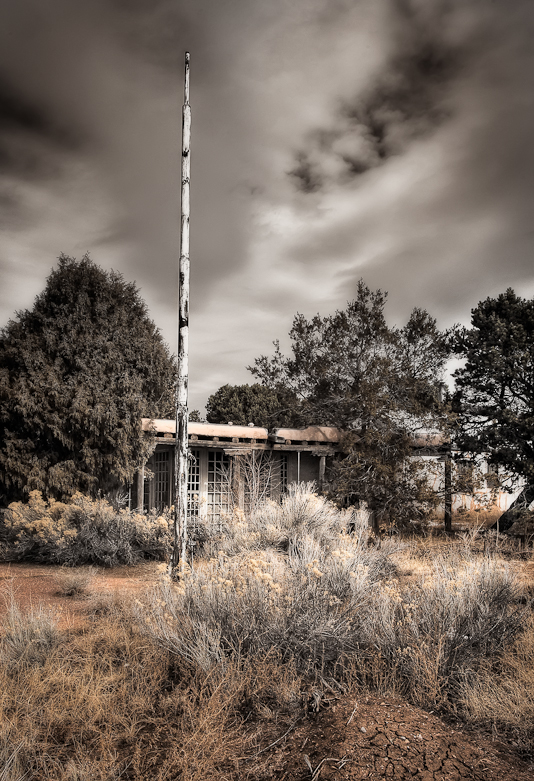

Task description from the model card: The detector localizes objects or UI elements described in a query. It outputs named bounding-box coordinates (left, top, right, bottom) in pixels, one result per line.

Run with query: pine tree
left=453, top=288, right=534, bottom=529
left=0, top=254, right=175, bottom=503
left=206, top=383, right=296, bottom=429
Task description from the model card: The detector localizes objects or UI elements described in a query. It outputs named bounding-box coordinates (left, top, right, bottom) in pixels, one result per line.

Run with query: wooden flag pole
left=171, top=51, right=191, bottom=576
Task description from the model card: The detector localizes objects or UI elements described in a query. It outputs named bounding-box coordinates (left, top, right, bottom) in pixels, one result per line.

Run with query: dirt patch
left=0, top=561, right=163, bottom=628
left=256, top=694, right=532, bottom=780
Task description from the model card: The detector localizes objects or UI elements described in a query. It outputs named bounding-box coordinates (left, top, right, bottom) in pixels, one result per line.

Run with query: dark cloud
left=289, top=0, right=468, bottom=191
left=0, top=0, right=533, bottom=411
left=0, top=76, right=84, bottom=179
left=0, top=77, right=56, bottom=137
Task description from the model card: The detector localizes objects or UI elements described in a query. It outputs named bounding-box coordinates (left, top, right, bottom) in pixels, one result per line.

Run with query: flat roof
left=141, top=419, right=341, bottom=444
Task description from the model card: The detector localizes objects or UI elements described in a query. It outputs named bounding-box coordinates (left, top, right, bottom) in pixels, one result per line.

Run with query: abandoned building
left=133, top=419, right=517, bottom=526
left=134, top=419, right=341, bottom=520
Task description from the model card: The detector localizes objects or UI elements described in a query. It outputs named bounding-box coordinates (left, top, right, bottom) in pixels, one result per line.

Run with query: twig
left=347, top=702, right=358, bottom=725
left=303, top=755, right=339, bottom=780
left=240, top=718, right=301, bottom=760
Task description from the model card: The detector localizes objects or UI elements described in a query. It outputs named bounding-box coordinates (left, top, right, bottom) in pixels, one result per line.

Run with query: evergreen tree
left=206, top=383, right=296, bottom=429
left=0, top=254, right=175, bottom=503
left=453, top=288, right=534, bottom=529
left=250, top=281, right=451, bottom=529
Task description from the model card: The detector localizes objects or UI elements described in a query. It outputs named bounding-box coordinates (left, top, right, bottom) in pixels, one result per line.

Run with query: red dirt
left=256, top=694, right=533, bottom=780
left=0, top=561, right=162, bottom=628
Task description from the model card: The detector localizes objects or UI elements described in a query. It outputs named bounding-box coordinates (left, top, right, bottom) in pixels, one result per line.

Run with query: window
left=153, top=450, right=171, bottom=511
left=207, top=450, right=232, bottom=524
left=188, top=448, right=201, bottom=521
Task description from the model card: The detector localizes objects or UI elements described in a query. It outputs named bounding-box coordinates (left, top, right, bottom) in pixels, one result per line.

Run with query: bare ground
left=254, top=693, right=533, bottom=781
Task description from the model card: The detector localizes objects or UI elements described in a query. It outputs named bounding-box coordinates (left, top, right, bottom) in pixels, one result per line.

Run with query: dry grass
left=0, top=592, right=61, bottom=672
left=0, top=587, right=304, bottom=780
left=461, top=614, right=534, bottom=753
left=2, top=485, right=533, bottom=776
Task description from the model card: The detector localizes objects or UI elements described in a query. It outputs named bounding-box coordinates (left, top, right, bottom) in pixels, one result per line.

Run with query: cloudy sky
left=1, top=0, right=533, bottom=411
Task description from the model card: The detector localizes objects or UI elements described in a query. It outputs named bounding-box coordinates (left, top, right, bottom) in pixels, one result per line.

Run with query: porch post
left=318, top=455, right=326, bottom=491
left=137, top=465, right=144, bottom=513
left=444, top=450, right=452, bottom=533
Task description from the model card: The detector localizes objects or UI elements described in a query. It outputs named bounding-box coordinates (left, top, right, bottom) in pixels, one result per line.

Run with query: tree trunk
left=489, top=483, right=534, bottom=533
left=444, top=452, right=452, bottom=533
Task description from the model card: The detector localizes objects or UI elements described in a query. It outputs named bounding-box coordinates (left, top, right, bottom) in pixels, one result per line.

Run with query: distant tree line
left=1, top=254, right=532, bottom=533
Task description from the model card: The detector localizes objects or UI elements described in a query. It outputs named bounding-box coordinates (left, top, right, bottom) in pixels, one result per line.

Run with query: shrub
left=54, top=566, right=97, bottom=597
left=139, top=523, right=405, bottom=674
left=139, top=489, right=526, bottom=712
left=194, top=482, right=362, bottom=558
left=1, top=491, right=172, bottom=566
left=357, top=550, right=525, bottom=707
left=460, top=614, right=534, bottom=754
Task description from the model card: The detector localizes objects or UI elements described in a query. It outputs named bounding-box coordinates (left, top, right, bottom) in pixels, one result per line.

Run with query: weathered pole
left=171, top=51, right=191, bottom=575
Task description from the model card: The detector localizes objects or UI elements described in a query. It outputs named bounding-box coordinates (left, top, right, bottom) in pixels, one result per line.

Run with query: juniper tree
left=453, top=288, right=534, bottom=530
left=0, top=254, right=175, bottom=504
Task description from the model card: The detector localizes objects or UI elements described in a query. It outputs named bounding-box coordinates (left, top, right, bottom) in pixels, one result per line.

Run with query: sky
left=1, top=0, right=533, bottom=412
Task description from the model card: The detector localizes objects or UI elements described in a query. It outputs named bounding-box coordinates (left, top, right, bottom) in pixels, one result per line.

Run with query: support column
left=137, top=465, right=144, bottom=513
left=232, top=455, right=245, bottom=512
left=318, top=455, right=326, bottom=492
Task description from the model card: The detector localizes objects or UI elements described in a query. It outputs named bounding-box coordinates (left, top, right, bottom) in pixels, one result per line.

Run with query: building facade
left=133, top=419, right=340, bottom=521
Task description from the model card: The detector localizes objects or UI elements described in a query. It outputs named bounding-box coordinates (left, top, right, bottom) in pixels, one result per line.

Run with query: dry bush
left=141, top=507, right=526, bottom=716
left=197, top=482, right=366, bottom=559
left=356, top=549, right=525, bottom=707
left=140, top=524, right=404, bottom=675
left=54, top=566, right=97, bottom=597
left=2, top=491, right=171, bottom=566
left=460, top=614, right=534, bottom=752
left=250, top=482, right=355, bottom=548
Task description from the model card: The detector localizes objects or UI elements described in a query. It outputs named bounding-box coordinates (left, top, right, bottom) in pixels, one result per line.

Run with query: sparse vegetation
left=53, top=566, right=97, bottom=597
left=1, top=484, right=533, bottom=778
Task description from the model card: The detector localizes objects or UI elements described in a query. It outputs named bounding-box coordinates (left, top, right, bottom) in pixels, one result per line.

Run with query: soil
left=0, top=560, right=162, bottom=628
left=0, top=562, right=532, bottom=780
left=253, top=694, right=533, bottom=781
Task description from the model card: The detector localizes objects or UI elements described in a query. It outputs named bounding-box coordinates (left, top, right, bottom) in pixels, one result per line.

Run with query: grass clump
left=54, top=566, right=97, bottom=597
left=0, top=591, right=61, bottom=672
left=460, top=614, right=534, bottom=754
